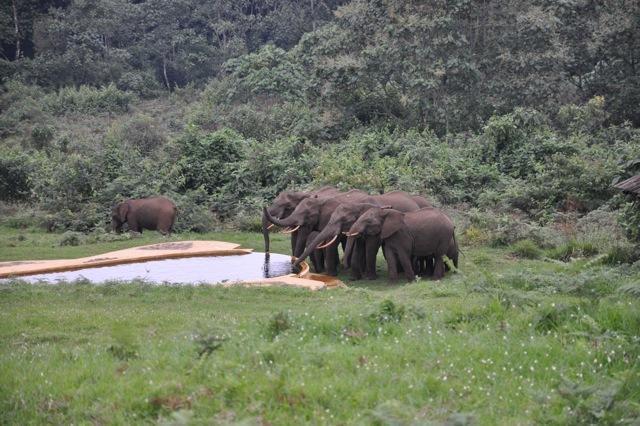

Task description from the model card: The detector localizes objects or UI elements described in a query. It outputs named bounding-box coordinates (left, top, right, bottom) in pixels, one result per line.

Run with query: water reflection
left=9, top=252, right=295, bottom=285
left=262, top=252, right=295, bottom=278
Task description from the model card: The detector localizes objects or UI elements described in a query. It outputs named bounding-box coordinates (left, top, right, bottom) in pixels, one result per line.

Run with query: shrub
left=547, top=240, right=599, bottom=261
left=105, top=114, right=166, bottom=155
left=59, top=231, right=84, bottom=246
left=116, top=71, right=162, bottom=98
left=30, top=125, right=54, bottom=149
left=0, top=150, right=33, bottom=202
left=601, top=245, right=640, bottom=265
left=175, top=128, right=246, bottom=195
left=510, top=239, right=542, bottom=259
left=45, top=84, right=133, bottom=115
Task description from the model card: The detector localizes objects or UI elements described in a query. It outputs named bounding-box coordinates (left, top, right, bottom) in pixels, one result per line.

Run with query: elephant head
left=111, top=201, right=130, bottom=233
left=346, top=207, right=405, bottom=241
left=293, top=203, right=378, bottom=268
left=262, top=191, right=310, bottom=252
left=263, top=197, right=325, bottom=257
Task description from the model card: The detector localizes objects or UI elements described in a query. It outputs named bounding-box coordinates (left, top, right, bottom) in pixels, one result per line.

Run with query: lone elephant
left=111, top=196, right=177, bottom=235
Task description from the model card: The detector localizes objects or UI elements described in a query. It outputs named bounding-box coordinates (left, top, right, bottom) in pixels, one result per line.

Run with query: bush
left=59, top=231, right=84, bottom=246
left=547, top=240, right=599, bottom=262
left=510, top=239, right=542, bottom=259
left=0, top=150, right=33, bottom=202
left=601, top=245, right=640, bottom=265
left=30, top=125, right=54, bottom=149
left=116, top=71, right=162, bottom=98
left=45, top=84, right=134, bottom=115
left=105, top=114, right=166, bottom=155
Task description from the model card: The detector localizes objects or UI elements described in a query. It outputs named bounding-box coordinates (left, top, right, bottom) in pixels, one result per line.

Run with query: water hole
left=6, top=252, right=297, bottom=285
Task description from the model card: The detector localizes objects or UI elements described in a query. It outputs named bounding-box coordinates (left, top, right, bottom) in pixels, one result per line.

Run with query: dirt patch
left=138, top=242, right=193, bottom=251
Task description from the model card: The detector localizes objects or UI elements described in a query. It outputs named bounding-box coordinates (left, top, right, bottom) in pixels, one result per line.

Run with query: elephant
left=262, top=186, right=340, bottom=255
left=416, top=236, right=459, bottom=276
left=294, top=202, right=382, bottom=280
left=412, top=195, right=432, bottom=208
left=264, top=189, right=373, bottom=275
left=111, top=196, right=177, bottom=235
left=345, top=207, right=455, bottom=282
left=270, top=190, right=423, bottom=277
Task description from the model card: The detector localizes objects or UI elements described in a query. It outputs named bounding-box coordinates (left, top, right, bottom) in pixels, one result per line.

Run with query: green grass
left=1, top=226, right=639, bottom=424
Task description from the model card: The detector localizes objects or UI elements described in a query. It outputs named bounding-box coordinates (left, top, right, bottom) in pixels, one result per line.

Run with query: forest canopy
left=1, top=0, right=640, bottom=240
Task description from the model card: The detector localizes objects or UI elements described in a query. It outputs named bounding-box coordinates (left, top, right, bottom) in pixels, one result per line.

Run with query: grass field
left=1, top=226, right=639, bottom=424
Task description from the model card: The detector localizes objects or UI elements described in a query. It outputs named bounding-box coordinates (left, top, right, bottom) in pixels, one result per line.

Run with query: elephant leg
left=324, top=243, right=339, bottom=276
left=425, top=256, right=435, bottom=277
left=398, top=252, right=415, bottom=282
left=349, top=240, right=363, bottom=280
left=383, top=245, right=399, bottom=282
left=364, top=236, right=379, bottom=280
left=433, top=256, right=445, bottom=280
left=128, top=220, right=140, bottom=233
left=310, top=249, right=323, bottom=273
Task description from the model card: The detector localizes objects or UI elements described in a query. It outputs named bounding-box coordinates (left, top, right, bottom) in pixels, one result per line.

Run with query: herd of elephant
left=262, top=186, right=458, bottom=282
left=108, top=188, right=458, bottom=282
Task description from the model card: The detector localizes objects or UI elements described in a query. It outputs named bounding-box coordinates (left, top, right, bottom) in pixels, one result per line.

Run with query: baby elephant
left=346, top=207, right=455, bottom=282
left=111, top=196, right=177, bottom=235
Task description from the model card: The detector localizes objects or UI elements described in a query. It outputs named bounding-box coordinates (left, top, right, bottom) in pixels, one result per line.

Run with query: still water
left=10, top=252, right=295, bottom=285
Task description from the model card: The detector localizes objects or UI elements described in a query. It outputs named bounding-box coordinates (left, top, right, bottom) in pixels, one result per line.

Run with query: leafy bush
left=105, top=114, right=166, bottom=155
left=510, top=239, right=542, bottom=259
left=59, top=231, right=84, bottom=246
left=45, top=84, right=133, bottom=115
left=601, top=245, right=640, bottom=265
left=547, top=240, right=599, bottom=262
left=116, top=71, right=162, bottom=98
left=0, top=149, right=33, bottom=202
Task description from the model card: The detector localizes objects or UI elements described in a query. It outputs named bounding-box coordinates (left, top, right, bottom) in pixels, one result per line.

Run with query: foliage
left=0, top=149, right=33, bottom=202
left=510, top=240, right=542, bottom=259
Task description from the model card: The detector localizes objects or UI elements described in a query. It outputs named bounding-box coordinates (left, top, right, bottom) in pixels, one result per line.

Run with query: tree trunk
left=162, top=56, right=170, bottom=90
left=12, top=0, right=21, bottom=60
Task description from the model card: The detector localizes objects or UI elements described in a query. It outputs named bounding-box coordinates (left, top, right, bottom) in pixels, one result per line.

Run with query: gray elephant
left=294, top=202, right=381, bottom=280
left=294, top=193, right=428, bottom=279
left=262, top=186, right=340, bottom=254
left=263, top=189, right=370, bottom=275
left=345, top=207, right=455, bottom=282
left=111, top=196, right=177, bottom=235
left=268, top=190, right=423, bottom=277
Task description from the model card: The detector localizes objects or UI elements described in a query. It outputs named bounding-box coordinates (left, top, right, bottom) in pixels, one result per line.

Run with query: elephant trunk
left=262, top=210, right=271, bottom=253
left=342, top=236, right=358, bottom=269
left=293, top=224, right=341, bottom=268
left=262, top=207, right=297, bottom=228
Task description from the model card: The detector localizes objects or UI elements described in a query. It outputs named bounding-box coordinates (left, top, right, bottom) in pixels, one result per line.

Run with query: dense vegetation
left=2, top=0, right=640, bottom=244
left=2, top=2, right=640, bottom=423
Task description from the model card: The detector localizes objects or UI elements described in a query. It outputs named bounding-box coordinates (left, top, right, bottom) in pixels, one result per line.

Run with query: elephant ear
left=381, top=210, right=405, bottom=240
left=118, top=202, right=130, bottom=222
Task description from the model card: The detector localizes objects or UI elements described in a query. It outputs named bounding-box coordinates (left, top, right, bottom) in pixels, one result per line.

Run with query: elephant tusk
left=266, top=223, right=275, bottom=230
left=281, top=225, right=300, bottom=234
left=316, top=235, right=338, bottom=249
left=345, top=232, right=359, bottom=237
